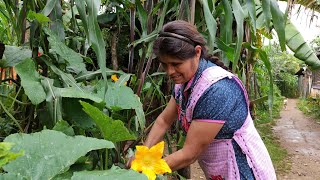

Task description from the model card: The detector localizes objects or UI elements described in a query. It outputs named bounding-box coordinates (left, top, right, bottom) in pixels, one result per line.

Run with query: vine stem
left=0, top=100, right=23, bottom=132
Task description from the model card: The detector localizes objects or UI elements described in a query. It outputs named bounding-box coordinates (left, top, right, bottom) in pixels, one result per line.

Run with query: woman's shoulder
left=202, top=77, right=245, bottom=101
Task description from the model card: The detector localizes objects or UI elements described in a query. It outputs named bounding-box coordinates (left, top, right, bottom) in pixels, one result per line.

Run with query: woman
left=140, top=20, right=276, bottom=180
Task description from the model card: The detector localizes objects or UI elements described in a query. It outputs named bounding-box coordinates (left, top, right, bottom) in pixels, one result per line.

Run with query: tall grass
left=254, top=96, right=290, bottom=174
left=298, top=97, right=320, bottom=123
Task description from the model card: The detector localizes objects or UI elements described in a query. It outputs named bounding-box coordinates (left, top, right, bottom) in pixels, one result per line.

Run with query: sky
left=278, top=2, right=320, bottom=43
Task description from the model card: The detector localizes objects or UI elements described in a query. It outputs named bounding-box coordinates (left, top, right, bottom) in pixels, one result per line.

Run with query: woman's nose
left=166, top=64, right=175, bottom=75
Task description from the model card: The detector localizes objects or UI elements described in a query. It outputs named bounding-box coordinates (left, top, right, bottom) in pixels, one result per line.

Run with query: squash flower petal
left=111, top=74, right=119, bottom=82
left=131, top=141, right=172, bottom=180
left=142, top=168, right=156, bottom=180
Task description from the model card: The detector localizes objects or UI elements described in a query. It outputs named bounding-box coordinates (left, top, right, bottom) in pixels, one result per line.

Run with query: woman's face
left=159, top=46, right=202, bottom=84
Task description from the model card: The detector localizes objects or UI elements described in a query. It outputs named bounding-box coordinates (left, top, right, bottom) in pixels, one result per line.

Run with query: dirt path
left=273, top=99, right=320, bottom=180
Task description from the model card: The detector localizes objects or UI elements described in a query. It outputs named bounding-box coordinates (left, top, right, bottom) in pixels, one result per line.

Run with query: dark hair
left=153, top=20, right=228, bottom=70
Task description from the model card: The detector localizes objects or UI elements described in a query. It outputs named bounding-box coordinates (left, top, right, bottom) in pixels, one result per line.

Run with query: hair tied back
left=158, top=30, right=195, bottom=46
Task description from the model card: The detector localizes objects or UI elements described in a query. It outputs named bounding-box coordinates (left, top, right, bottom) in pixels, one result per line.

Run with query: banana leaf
left=285, top=21, right=320, bottom=69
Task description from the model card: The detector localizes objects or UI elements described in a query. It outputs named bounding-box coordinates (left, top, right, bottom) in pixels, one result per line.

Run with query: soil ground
left=189, top=98, right=320, bottom=180
left=273, top=99, right=320, bottom=180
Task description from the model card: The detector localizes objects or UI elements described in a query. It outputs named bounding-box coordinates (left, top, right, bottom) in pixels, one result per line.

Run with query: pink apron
left=174, top=66, right=276, bottom=180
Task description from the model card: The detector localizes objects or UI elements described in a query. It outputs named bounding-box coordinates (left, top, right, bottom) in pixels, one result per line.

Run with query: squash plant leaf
left=3, top=130, right=114, bottom=180
left=81, top=101, right=136, bottom=143
left=71, top=166, right=147, bottom=180
left=15, top=58, right=46, bottom=105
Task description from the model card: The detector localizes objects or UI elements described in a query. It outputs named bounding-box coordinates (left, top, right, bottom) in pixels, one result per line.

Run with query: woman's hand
left=163, top=121, right=223, bottom=171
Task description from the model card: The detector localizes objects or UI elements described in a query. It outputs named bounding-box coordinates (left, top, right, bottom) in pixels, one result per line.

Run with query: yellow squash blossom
left=131, top=141, right=172, bottom=180
left=111, top=74, right=119, bottom=82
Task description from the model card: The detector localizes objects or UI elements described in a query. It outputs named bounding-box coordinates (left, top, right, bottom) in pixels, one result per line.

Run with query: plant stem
left=145, top=104, right=166, bottom=116
left=105, top=148, right=109, bottom=170
left=0, top=93, right=29, bottom=105
left=0, top=100, right=23, bottom=132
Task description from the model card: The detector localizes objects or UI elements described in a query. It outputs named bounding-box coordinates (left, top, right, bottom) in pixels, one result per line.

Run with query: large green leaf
left=0, top=45, right=31, bottom=68
left=261, top=0, right=271, bottom=29
left=232, top=0, right=244, bottom=72
left=62, top=98, right=96, bottom=130
left=0, top=173, right=25, bottom=180
left=59, top=88, right=103, bottom=103
left=81, top=101, right=136, bottom=143
left=101, top=83, right=140, bottom=110
left=42, top=0, right=58, bottom=16
left=27, top=11, right=51, bottom=24
left=41, top=78, right=103, bottom=103
left=44, top=60, right=83, bottom=91
left=215, top=38, right=235, bottom=61
left=201, top=0, right=217, bottom=53
left=104, top=84, right=145, bottom=130
left=115, top=74, right=131, bottom=87
left=246, top=0, right=256, bottom=33
left=41, top=77, right=103, bottom=124
left=52, top=120, right=75, bottom=136
left=285, top=21, right=320, bottom=69
left=3, top=130, right=114, bottom=180
left=221, top=0, right=233, bottom=44
left=136, top=0, right=148, bottom=37
left=44, top=28, right=86, bottom=74
left=71, top=167, right=147, bottom=180
left=258, top=49, right=273, bottom=115
left=270, top=0, right=286, bottom=51
left=0, top=142, right=23, bottom=168
left=15, top=58, right=46, bottom=105
left=131, top=30, right=158, bottom=47
left=220, top=0, right=233, bottom=64
left=97, top=13, right=116, bottom=24
left=41, top=78, right=63, bottom=124
left=49, top=0, right=65, bottom=42
left=75, top=0, right=107, bottom=79
left=75, top=69, right=119, bottom=81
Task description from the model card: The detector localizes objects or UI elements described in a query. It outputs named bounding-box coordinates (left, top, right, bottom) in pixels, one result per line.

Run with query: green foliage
left=3, top=130, right=114, bottom=179
left=44, top=28, right=86, bottom=74
left=74, top=0, right=107, bottom=79
left=71, top=166, right=147, bottom=180
left=298, top=98, right=320, bottom=122
left=201, top=0, right=217, bottom=53
left=15, top=58, right=46, bottom=105
left=231, top=0, right=244, bottom=72
left=81, top=101, right=136, bottom=143
left=264, top=44, right=300, bottom=98
left=0, top=46, right=32, bottom=68
left=255, top=95, right=289, bottom=173
left=27, top=11, right=50, bottom=24
left=62, top=98, right=96, bottom=130
left=52, top=120, right=75, bottom=136
left=285, top=22, right=320, bottom=69
left=276, top=73, right=298, bottom=98
left=0, top=142, right=23, bottom=168
left=103, top=82, right=146, bottom=130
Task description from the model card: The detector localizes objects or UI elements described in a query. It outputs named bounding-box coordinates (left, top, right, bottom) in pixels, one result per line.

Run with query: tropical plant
left=264, top=43, right=300, bottom=98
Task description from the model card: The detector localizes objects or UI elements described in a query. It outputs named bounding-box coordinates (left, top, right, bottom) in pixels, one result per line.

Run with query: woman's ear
left=195, top=45, right=202, bottom=59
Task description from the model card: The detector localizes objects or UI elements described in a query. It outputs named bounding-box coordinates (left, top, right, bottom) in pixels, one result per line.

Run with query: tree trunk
left=111, top=30, right=119, bottom=70
left=245, top=22, right=254, bottom=95
left=190, top=0, right=196, bottom=24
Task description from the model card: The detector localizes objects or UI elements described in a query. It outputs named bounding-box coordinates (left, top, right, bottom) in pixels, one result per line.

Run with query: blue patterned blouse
left=174, top=59, right=255, bottom=180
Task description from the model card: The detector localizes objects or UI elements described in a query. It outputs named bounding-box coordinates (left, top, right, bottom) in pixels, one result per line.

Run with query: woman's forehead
left=159, top=55, right=185, bottom=63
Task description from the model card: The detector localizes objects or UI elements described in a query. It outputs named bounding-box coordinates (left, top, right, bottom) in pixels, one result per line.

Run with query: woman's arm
left=144, top=96, right=178, bottom=148
left=164, top=121, right=223, bottom=171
